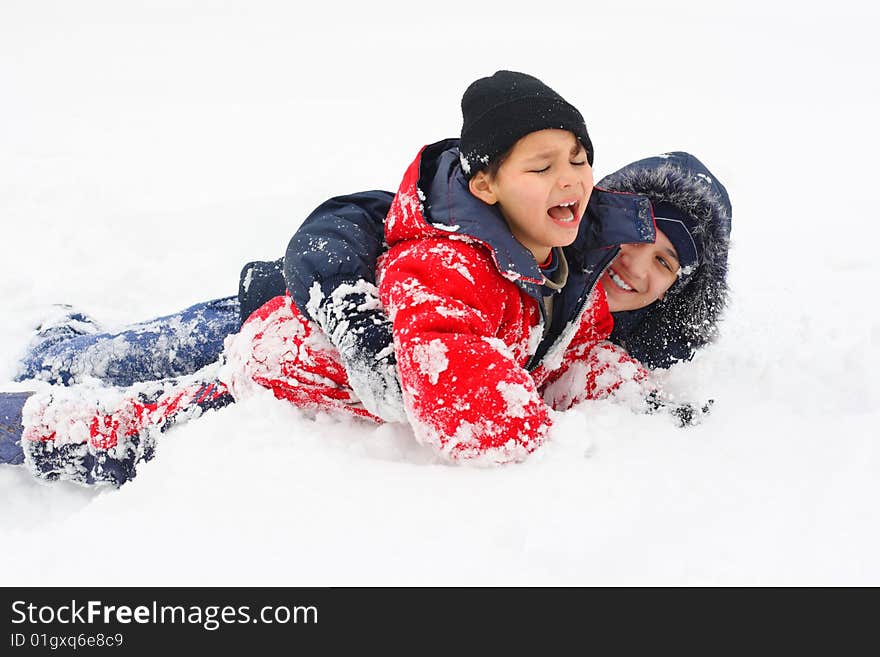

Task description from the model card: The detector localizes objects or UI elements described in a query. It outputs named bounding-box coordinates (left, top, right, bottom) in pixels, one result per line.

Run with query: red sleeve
left=536, top=283, right=651, bottom=411
left=379, top=238, right=551, bottom=463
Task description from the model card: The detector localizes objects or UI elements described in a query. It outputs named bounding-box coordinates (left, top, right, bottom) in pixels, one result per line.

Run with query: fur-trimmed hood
left=600, top=152, right=732, bottom=369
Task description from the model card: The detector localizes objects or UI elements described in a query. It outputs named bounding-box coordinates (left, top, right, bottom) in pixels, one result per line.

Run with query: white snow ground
left=1, top=0, right=878, bottom=586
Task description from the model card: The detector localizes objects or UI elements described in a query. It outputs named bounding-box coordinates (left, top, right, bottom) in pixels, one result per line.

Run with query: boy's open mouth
left=547, top=199, right=579, bottom=224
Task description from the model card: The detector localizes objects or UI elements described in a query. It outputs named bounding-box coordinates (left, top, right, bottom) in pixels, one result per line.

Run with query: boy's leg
left=16, top=297, right=241, bottom=387
left=20, top=367, right=233, bottom=486
left=24, top=305, right=104, bottom=355
left=0, top=391, right=32, bottom=465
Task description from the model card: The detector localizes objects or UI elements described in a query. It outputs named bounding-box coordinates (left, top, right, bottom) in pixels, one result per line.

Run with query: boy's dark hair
left=459, top=70, right=593, bottom=180
left=484, top=144, right=513, bottom=179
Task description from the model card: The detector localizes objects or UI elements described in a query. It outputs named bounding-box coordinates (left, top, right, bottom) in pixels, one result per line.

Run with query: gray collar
left=542, top=247, right=569, bottom=292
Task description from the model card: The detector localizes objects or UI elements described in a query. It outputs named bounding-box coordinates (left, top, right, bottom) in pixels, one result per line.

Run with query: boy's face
left=601, top=227, right=681, bottom=312
left=469, top=129, right=593, bottom=263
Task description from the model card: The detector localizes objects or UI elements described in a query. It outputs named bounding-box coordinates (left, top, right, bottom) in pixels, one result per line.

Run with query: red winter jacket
left=377, top=141, right=651, bottom=464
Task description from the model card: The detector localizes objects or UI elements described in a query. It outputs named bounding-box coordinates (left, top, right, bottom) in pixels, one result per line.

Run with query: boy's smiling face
left=468, top=129, right=593, bottom=263
left=601, top=227, right=681, bottom=312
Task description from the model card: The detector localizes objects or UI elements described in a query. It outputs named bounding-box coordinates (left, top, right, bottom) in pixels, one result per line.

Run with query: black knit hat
left=459, top=70, right=593, bottom=179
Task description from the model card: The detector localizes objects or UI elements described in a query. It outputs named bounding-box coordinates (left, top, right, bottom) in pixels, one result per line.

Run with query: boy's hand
left=644, top=391, right=714, bottom=427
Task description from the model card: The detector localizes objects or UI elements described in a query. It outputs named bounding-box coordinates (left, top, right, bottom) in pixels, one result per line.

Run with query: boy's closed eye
left=529, top=158, right=589, bottom=174
left=526, top=144, right=588, bottom=174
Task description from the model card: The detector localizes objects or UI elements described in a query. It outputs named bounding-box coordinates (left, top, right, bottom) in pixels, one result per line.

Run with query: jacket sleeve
left=535, top=284, right=651, bottom=412
left=283, top=190, right=394, bottom=320
left=282, top=190, right=404, bottom=422
left=238, top=191, right=393, bottom=326
left=379, top=238, right=551, bottom=463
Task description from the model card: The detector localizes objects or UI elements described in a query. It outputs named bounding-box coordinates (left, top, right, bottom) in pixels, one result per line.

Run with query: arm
left=282, top=191, right=405, bottom=422
left=536, top=285, right=652, bottom=411
left=283, top=190, right=393, bottom=318
left=379, top=239, right=552, bottom=463
left=538, top=285, right=712, bottom=426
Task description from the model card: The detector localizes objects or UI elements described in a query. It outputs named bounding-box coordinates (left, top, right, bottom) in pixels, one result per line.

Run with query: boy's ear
left=468, top=171, right=498, bottom=205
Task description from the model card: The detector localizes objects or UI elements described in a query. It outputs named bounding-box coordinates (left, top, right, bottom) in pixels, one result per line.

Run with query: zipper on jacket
left=526, top=247, right=619, bottom=373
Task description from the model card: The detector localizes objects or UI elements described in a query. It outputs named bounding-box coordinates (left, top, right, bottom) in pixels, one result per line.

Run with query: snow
left=2, top=0, right=880, bottom=585
left=410, top=339, right=449, bottom=385
left=497, top=381, right=532, bottom=418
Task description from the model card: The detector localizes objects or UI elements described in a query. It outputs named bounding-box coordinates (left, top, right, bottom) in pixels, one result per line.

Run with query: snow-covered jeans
left=10, top=296, right=240, bottom=484
left=16, top=297, right=242, bottom=387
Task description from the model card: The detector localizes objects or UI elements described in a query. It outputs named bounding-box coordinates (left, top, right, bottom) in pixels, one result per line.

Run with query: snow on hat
left=459, top=70, right=593, bottom=179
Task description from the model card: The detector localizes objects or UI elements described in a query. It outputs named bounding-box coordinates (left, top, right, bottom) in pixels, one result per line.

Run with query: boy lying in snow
left=0, top=71, right=731, bottom=484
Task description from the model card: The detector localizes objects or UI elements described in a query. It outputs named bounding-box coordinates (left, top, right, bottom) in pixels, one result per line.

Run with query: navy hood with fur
left=601, top=152, right=732, bottom=369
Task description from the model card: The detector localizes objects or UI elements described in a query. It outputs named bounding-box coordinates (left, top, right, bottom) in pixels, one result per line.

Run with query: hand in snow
left=317, top=288, right=406, bottom=423
left=644, top=391, right=713, bottom=428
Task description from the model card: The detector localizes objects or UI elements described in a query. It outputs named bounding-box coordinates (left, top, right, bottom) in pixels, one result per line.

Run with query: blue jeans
left=16, top=297, right=242, bottom=387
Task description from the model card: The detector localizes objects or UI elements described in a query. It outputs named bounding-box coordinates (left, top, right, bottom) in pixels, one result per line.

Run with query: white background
left=1, top=0, right=878, bottom=584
